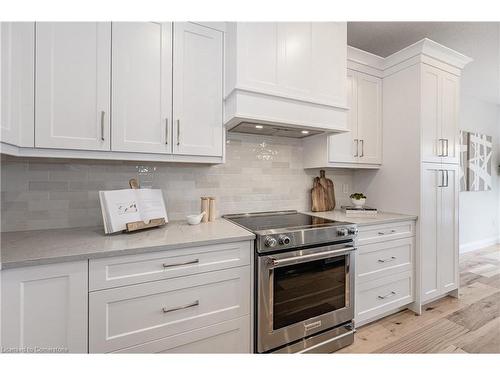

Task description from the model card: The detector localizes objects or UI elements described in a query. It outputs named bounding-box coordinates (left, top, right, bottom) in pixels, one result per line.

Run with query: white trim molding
left=460, top=236, right=500, bottom=254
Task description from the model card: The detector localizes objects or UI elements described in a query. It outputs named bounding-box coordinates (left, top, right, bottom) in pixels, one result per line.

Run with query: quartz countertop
left=0, top=219, right=255, bottom=270
left=302, top=210, right=417, bottom=226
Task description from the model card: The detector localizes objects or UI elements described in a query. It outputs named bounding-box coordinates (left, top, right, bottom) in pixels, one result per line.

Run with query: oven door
left=257, top=243, right=355, bottom=353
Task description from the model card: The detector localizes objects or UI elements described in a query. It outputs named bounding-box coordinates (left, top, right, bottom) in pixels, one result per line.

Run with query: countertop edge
left=0, top=233, right=256, bottom=271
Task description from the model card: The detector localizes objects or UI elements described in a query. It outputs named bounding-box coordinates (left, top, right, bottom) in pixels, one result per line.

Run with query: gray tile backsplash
left=0, top=134, right=353, bottom=232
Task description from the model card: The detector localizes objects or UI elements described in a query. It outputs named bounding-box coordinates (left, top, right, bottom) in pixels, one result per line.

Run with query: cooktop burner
left=223, top=210, right=357, bottom=253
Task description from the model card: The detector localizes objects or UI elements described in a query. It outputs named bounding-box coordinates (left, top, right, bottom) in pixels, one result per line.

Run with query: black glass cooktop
left=224, top=211, right=345, bottom=232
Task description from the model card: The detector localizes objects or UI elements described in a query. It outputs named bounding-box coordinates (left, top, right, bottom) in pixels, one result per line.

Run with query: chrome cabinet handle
left=165, top=118, right=169, bottom=144
left=444, top=138, right=449, bottom=157
left=438, top=170, right=445, bottom=187
left=162, top=300, right=199, bottom=314
left=100, top=111, right=105, bottom=141
left=163, top=259, right=199, bottom=268
left=437, top=139, right=444, bottom=156
left=360, top=139, right=364, bottom=157
left=378, top=256, right=396, bottom=263
left=378, top=291, right=396, bottom=300
left=354, top=139, right=359, bottom=157
left=378, top=230, right=396, bottom=235
left=445, top=170, right=449, bottom=187
left=176, top=119, right=180, bottom=146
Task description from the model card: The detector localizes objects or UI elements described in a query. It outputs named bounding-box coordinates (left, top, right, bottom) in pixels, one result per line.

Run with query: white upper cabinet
left=328, top=70, right=357, bottom=163
left=35, top=22, right=111, bottom=151
left=1, top=261, right=88, bottom=353
left=224, top=22, right=348, bottom=132
left=0, top=22, right=35, bottom=147
left=421, top=64, right=460, bottom=164
left=112, top=22, right=172, bottom=154
left=355, top=72, right=382, bottom=164
left=328, top=69, right=382, bottom=165
left=173, top=22, right=223, bottom=157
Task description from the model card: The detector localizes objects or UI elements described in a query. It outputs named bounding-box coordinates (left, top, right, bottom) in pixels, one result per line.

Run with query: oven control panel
left=258, top=224, right=358, bottom=253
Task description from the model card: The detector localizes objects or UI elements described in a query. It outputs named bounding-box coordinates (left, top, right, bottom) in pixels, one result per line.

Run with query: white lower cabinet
left=421, top=163, right=459, bottom=303
left=355, top=221, right=416, bottom=327
left=1, top=261, right=88, bottom=353
left=112, top=316, right=250, bottom=353
left=88, top=240, right=253, bottom=353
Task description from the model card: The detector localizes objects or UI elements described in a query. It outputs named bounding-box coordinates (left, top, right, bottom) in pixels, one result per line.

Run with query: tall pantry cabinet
left=355, top=39, right=472, bottom=311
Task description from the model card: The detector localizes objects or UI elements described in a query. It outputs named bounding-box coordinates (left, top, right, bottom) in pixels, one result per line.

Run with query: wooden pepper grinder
left=208, top=197, right=216, bottom=222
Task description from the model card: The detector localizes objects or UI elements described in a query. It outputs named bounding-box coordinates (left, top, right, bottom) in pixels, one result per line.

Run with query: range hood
left=223, top=22, right=349, bottom=139
left=228, top=122, right=325, bottom=139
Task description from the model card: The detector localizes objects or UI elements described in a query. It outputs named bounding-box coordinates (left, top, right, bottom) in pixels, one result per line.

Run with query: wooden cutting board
left=311, top=170, right=335, bottom=212
left=311, top=177, right=328, bottom=212
left=319, top=169, right=335, bottom=210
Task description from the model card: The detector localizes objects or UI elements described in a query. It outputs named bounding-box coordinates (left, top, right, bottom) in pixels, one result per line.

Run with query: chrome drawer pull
left=162, top=300, right=199, bottom=314
left=378, top=291, right=396, bottom=300
left=378, top=256, right=396, bottom=263
left=162, top=259, right=199, bottom=268
left=378, top=230, right=396, bottom=235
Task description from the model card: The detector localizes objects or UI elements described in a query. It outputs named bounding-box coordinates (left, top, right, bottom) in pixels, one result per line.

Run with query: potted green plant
left=350, top=193, right=366, bottom=208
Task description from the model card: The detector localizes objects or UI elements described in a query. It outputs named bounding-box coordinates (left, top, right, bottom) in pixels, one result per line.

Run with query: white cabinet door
left=328, top=70, right=357, bottom=163
left=421, top=163, right=441, bottom=302
left=173, top=22, right=223, bottom=157
left=440, top=73, right=460, bottom=164
left=421, top=65, right=442, bottom=163
left=356, top=71, right=382, bottom=164
left=0, top=22, right=34, bottom=147
left=1, top=261, right=88, bottom=353
left=439, top=165, right=459, bottom=293
left=35, top=22, right=111, bottom=150
left=112, top=22, right=172, bottom=154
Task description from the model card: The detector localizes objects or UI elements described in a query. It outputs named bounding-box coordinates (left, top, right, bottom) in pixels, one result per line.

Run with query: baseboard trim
left=460, top=237, right=499, bottom=254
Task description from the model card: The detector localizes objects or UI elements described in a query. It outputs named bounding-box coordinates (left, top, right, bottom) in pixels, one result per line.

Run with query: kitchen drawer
left=357, top=237, right=413, bottom=283
left=89, top=266, right=250, bottom=353
left=89, top=240, right=251, bottom=291
left=357, top=221, right=415, bottom=246
left=112, top=316, right=250, bottom=353
left=356, top=271, right=413, bottom=326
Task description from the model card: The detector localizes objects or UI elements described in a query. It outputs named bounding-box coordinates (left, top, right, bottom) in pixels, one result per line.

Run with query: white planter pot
left=351, top=198, right=366, bottom=208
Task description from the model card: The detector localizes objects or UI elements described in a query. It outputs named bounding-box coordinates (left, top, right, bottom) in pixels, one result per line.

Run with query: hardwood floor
left=337, top=244, right=500, bottom=353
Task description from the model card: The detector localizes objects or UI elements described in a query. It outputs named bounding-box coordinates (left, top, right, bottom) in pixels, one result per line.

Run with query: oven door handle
left=267, top=246, right=356, bottom=268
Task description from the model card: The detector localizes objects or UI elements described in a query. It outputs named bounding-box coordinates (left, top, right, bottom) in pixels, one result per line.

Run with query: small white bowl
left=187, top=212, right=205, bottom=225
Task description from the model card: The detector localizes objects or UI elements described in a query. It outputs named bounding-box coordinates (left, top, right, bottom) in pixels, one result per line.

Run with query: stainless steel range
left=223, top=210, right=358, bottom=353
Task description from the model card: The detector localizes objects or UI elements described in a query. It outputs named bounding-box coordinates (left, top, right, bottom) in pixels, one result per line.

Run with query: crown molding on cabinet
left=349, top=38, right=473, bottom=79
left=384, top=38, right=473, bottom=72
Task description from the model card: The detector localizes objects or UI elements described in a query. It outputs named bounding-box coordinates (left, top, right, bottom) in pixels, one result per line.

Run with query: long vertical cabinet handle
left=176, top=119, right=180, bottom=146
left=354, top=139, right=359, bottom=157
left=445, top=170, right=449, bottom=187
left=360, top=140, right=364, bottom=157
left=100, top=111, right=105, bottom=141
left=444, top=139, right=449, bottom=157
left=165, top=118, right=169, bottom=144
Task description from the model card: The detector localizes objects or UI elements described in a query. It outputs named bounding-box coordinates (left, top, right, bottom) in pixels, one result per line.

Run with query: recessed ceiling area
left=347, top=22, right=499, bottom=57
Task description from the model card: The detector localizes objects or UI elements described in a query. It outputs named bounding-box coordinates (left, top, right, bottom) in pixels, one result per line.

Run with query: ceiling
left=347, top=22, right=499, bottom=57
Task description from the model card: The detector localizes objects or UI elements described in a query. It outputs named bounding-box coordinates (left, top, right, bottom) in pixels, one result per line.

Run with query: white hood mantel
left=223, top=22, right=350, bottom=138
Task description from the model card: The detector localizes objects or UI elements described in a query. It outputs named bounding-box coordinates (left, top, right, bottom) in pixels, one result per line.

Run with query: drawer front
left=89, top=240, right=251, bottom=291
left=357, top=238, right=413, bottom=283
left=112, top=316, right=250, bottom=353
left=356, top=271, right=413, bottom=326
left=89, top=266, right=250, bottom=353
left=357, top=221, right=415, bottom=245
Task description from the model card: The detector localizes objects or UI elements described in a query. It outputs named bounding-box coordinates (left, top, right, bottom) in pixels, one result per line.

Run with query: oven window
left=273, top=255, right=346, bottom=330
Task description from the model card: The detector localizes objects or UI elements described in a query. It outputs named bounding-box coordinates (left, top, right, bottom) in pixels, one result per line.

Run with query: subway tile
left=29, top=181, right=69, bottom=192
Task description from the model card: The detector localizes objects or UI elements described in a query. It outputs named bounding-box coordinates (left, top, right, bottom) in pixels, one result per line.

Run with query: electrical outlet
left=342, top=184, right=349, bottom=194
